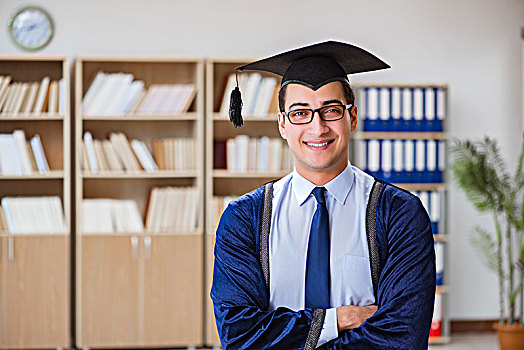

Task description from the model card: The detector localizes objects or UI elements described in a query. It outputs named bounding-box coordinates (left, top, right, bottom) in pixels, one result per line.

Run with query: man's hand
left=336, top=304, right=378, bottom=331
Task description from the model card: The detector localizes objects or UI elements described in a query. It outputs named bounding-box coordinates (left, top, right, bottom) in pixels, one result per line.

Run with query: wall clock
left=8, top=7, right=54, bottom=51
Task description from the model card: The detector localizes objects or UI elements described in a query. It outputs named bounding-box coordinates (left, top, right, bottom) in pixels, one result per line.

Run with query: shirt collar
left=291, top=162, right=355, bottom=206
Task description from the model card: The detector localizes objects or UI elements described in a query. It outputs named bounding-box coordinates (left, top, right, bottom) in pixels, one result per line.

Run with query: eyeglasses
left=283, top=104, right=353, bottom=125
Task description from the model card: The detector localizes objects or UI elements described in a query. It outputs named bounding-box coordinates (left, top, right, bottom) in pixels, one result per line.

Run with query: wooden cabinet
left=75, top=57, right=204, bottom=348
left=0, top=55, right=70, bottom=349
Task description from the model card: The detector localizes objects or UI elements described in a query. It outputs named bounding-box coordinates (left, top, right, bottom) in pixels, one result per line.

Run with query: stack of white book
left=153, top=137, right=196, bottom=170
left=81, top=199, right=144, bottom=234
left=82, top=71, right=196, bottom=116
left=145, top=186, right=199, bottom=233
left=0, top=196, right=67, bottom=234
left=226, top=135, right=293, bottom=173
left=219, top=73, right=278, bottom=118
left=82, top=131, right=157, bottom=173
left=0, top=76, right=64, bottom=115
left=210, top=196, right=237, bottom=232
left=0, top=130, right=50, bottom=175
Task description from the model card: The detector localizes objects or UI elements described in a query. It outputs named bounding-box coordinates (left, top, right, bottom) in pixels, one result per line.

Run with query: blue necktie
left=305, top=187, right=330, bottom=309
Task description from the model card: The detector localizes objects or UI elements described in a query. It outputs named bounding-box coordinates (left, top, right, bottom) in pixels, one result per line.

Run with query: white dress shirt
left=268, top=163, right=376, bottom=347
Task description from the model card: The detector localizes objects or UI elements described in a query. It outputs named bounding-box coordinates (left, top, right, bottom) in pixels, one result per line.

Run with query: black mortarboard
left=229, top=40, right=390, bottom=127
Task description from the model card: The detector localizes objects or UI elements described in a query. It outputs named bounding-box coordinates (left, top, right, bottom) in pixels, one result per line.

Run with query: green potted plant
left=451, top=136, right=524, bottom=350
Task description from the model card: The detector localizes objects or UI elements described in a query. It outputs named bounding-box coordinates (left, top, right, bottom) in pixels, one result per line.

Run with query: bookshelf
left=205, top=58, right=292, bottom=346
left=352, top=83, right=450, bottom=344
left=75, top=57, right=204, bottom=348
left=0, top=55, right=70, bottom=349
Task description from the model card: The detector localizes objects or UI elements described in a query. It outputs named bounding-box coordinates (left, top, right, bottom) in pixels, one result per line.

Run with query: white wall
left=1, top=0, right=523, bottom=320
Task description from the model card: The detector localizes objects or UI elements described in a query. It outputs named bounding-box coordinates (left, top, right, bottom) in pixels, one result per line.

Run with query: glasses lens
left=288, top=109, right=312, bottom=124
left=320, top=105, right=345, bottom=120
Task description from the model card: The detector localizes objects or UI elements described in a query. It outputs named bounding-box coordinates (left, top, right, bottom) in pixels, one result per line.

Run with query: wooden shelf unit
left=0, top=55, right=70, bottom=349
left=205, top=58, right=287, bottom=346
left=75, top=56, right=204, bottom=348
left=352, top=82, right=450, bottom=343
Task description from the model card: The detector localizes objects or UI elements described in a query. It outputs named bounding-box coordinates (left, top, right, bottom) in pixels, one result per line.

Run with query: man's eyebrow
left=288, top=102, right=310, bottom=110
left=322, top=99, right=344, bottom=106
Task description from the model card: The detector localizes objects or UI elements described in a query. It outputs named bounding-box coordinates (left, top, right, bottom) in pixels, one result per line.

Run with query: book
left=58, top=78, right=65, bottom=115
left=33, top=76, right=50, bottom=114
left=0, top=133, right=23, bottom=175
left=0, top=76, right=12, bottom=111
left=21, top=82, right=40, bottom=114
left=219, top=74, right=237, bottom=116
left=101, top=140, right=124, bottom=171
left=93, top=139, right=109, bottom=172
left=430, top=292, right=442, bottom=337
left=83, top=131, right=98, bottom=173
left=82, top=71, right=107, bottom=112
left=12, top=130, right=33, bottom=175
left=11, top=82, right=29, bottom=114
left=3, top=82, right=19, bottom=114
left=47, top=80, right=59, bottom=114
left=131, top=139, right=158, bottom=172
left=29, top=134, right=50, bottom=173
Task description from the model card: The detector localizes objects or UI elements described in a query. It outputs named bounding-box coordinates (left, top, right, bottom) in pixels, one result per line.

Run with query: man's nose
left=308, top=111, right=329, bottom=135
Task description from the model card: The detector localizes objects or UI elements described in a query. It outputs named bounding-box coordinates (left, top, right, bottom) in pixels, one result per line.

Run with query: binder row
left=355, top=139, right=446, bottom=183
left=356, top=87, right=446, bottom=132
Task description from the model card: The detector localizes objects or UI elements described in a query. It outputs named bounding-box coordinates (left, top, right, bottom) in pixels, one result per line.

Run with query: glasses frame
left=283, top=104, right=353, bottom=125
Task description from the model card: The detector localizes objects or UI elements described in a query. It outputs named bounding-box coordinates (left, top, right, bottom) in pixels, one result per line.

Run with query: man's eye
left=292, top=111, right=309, bottom=117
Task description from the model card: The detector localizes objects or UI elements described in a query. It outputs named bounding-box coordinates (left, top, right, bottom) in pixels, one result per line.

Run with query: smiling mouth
left=304, top=140, right=334, bottom=147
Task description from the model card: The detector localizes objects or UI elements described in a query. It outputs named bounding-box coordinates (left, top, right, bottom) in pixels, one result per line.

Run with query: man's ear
left=278, top=112, right=287, bottom=140
left=350, top=105, right=358, bottom=133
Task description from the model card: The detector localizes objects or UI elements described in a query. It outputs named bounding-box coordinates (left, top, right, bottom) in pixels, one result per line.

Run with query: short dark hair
left=278, top=80, right=355, bottom=112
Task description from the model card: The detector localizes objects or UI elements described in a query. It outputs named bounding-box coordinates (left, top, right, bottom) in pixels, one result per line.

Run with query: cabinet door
left=80, top=235, right=139, bottom=347
left=142, top=234, right=203, bottom=347
left=5, top=235, right=69, bottom=349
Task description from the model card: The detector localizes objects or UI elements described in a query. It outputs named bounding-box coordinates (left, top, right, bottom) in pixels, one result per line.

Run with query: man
left=211, top=41, right=435, bottom=349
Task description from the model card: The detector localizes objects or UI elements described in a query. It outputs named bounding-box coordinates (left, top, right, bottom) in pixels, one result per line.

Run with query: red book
left=214, top=140, right=227, bottom=169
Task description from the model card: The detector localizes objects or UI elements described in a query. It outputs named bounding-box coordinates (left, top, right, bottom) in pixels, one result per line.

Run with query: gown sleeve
left=321, top=189, right=436, bottom=350
left=211, top=190, right=325, bottom=350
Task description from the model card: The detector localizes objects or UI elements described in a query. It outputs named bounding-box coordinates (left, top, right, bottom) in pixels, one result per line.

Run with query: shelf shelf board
left=428, top=336, right=451, bottom=344
left=0, top=113, right=64, bottom=121
left=82, top=170, right=198, bottom=179
left=77, top=55, right=202, bottom=63
left=0, top=54, right=67, bottom=61
left=213, top=169, right=290, bottom=178
left=1, top=232, right=70, bottom=237
left=434, top=234, right=449, bottom=242
left=394, top=183, right=447, bottom=191
left=354, top=132, right=447, bottom=140
left=0, top=170, right=64, bottom=180
left=82, top=112, right=198, bottom=121
left=436, top=285, right=450, bottom=293
left=213, top=113, right=277, bottom=122
left=80, top=230, right=202, bottom=236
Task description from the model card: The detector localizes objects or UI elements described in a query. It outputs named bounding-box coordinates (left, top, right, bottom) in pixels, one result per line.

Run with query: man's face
left=278, top=81, right=357, bottom=181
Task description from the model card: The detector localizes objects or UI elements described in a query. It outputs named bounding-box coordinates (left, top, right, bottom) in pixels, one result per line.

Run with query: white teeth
left=306, top=142, right=329, bottom=147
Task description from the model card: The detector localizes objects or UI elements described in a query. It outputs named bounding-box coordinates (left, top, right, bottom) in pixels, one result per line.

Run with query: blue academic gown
left=211, top=181, right=436, bottom=349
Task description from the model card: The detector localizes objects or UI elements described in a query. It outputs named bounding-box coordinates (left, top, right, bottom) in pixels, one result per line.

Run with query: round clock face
left=8, top=7, right=54, bottom=51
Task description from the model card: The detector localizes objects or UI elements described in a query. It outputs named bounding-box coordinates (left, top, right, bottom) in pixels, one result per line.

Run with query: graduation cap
left=229, top=40, right=390, bottom=127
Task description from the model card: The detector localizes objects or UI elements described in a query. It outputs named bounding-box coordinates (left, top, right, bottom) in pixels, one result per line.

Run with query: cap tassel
left=229, top=71, right=243, bottom=127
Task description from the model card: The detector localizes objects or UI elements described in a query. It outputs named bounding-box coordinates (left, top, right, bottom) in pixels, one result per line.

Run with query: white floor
left=429, top=333, right=499, bottom=349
